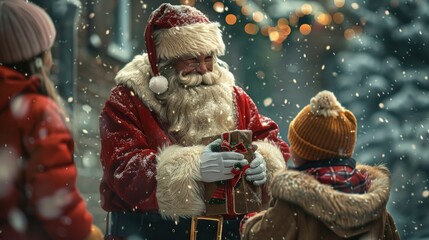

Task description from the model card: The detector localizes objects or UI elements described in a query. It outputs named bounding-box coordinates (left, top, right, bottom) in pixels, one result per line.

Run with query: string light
left=217, top=1, right=360, bottom=48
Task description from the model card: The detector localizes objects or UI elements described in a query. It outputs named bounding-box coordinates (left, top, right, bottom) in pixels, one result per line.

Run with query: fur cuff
left=156, top=144, right=205, bottom=220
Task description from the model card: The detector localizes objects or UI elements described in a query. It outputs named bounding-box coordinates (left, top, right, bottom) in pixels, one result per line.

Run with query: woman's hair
left=3, top=51, right=68, bottom=122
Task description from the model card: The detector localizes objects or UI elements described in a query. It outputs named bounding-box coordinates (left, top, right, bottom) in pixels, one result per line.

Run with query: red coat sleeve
left=233, top=86, right=290, bottom=162
left=99, top=86, right=168, bottom=211
left=20, top=95, right=92, bottom=240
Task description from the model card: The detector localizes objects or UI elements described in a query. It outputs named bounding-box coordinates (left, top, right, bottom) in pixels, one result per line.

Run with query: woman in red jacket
left=0, top=1, right=102, bottom=239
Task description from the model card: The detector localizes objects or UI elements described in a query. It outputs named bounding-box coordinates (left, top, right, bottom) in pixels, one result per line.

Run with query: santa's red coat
left=100, top=84, right=289, bottom=217
left=99, top=54, right=289, bottom=219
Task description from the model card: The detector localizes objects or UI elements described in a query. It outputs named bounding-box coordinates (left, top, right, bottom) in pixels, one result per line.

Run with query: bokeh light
left=280, top=25, right=291, bottom=36
left=299, top=24, right=312, bottom=35
left=352, top=25, right=363, bottom=34
left=213, top=2, right=225, bottom=13
left=180, top=0, right=195, bottom=6
left=235, top=0, right=245, bottom=6
left=252, top=11, right=264, bottom=23
left=301, top=4, right=313, bottom=15
left=344, top=28, right=356, bottom=39
left=263, top=97, right=273, bottom=107
left=261, top=26, right=270, bottom=36
left=256, top=70, right=265, bottom=79
left=333, top=12, right=344, bottom=24
left=225, top=14, right=237, bottom=25
left=334, top=0, right=345, bottom=8
left=241, top=5, right=252, bottom=16
left=316, top=13, right=332, bottom=25
left=244, top=23, right=259, bottom=35
left=278, top=18, right=289, bottom=27
left=269, top=30, right=280, bottom=42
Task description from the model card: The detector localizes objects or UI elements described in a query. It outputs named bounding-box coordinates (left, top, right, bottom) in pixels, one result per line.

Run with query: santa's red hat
left=144, top=3, right=226, bottom=94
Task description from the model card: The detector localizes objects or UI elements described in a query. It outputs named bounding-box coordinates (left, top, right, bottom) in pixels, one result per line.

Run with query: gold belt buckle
left=190, top=215, right=223, bottom=240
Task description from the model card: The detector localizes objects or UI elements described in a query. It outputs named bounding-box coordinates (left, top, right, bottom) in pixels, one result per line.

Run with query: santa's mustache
left=156, top=60, right=235, bottom=102
left=177, top=68, right=222, bottom=87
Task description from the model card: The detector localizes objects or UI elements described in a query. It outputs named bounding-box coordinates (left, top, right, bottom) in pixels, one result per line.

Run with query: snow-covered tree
left=326, top=0, right=429, bottom=238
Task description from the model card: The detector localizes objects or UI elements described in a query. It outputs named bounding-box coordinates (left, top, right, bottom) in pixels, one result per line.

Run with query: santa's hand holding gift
left=200, top=138, right=249, bottom=183
left=99, top=3, right=290, bottom=240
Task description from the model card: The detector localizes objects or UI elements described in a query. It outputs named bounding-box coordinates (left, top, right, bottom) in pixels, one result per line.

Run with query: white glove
left=200, top=139, right=249, bottom=182
left=245, top=151, right=267, bottom=186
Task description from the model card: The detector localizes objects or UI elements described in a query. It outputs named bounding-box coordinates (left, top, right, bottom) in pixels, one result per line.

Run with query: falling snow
left=2, top=0, right=427, bottom=239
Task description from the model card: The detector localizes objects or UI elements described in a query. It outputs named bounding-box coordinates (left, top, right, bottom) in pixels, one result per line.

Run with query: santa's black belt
left=105, top=211, right=244, bottom=240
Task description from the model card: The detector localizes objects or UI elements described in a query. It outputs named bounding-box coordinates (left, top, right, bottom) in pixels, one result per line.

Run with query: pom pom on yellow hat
left=288, top=90, right=357, bottom=161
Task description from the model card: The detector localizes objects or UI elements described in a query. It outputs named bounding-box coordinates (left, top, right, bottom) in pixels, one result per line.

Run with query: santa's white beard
left=157, top=63, right=236, bottom=146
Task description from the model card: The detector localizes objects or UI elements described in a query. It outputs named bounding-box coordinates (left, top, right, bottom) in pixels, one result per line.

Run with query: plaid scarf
left=292, top=158, right=369, bottom=194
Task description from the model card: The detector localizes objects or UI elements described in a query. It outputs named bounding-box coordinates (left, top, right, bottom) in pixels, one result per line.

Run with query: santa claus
left=99, top=3, right=290, bottom=240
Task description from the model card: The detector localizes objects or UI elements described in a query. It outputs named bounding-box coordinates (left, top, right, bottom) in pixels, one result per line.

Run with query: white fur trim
left=114, top=54, right=162, bottom=113
left=149, top=75, right=169, bottom=94
left=154, top=22, right=225, bottom=59
left=156, top=144, right=205, bottom=220
left=253, top=140, right=286, bottom=186
left=271, top=165, right=391, bottom=228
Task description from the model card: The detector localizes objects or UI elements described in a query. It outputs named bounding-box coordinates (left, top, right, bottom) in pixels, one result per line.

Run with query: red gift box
left=202, top=130, right=262, bottom=215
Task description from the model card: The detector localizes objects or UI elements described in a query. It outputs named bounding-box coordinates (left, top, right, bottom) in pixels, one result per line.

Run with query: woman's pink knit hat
left=0, top=0, right=56, bottom=64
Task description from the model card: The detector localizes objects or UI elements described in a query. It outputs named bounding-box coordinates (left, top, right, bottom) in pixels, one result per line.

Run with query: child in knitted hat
left=0, top=1, right=102, bottom=239
left=241, top=90, right=400, bottom=240
left=287, top=90, right=368, bottom=193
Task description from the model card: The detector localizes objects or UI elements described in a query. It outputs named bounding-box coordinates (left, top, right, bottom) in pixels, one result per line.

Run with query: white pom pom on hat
left=144, top=3, right=226, bottom=94
left=149, top=75, right=169, bottom=94
left=309, top=90, right=344, bottom=117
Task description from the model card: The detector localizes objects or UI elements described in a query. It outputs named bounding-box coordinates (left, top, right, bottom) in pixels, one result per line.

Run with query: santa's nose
left=196, top=62, right=209, bottom=74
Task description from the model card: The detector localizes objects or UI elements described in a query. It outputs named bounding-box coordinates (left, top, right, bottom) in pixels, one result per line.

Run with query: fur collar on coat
left=242, top=164, right=400, bottom=240
left=270, top=164, right=393, bottom=234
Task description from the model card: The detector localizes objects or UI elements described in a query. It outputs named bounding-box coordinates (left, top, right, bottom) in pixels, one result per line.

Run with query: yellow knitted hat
left=288, top=90, right=357, bottom=161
